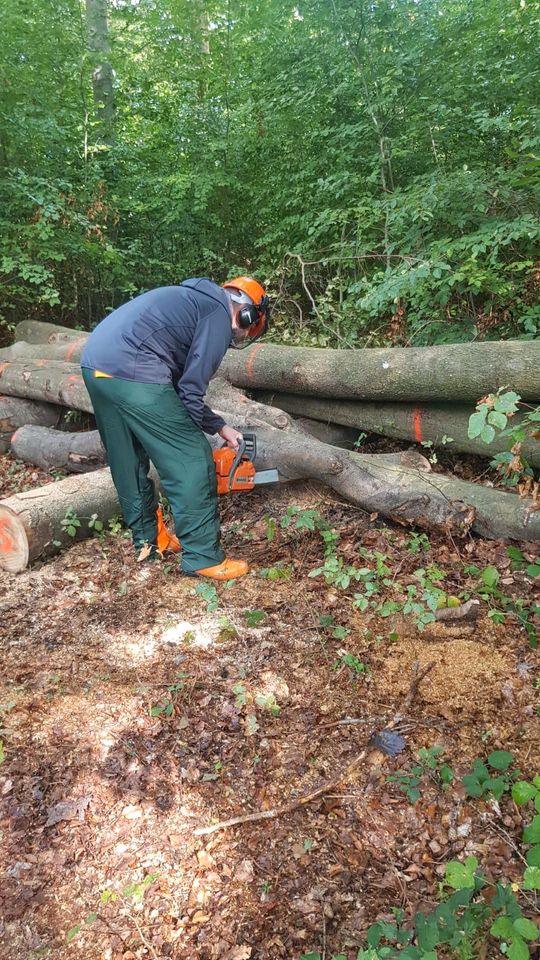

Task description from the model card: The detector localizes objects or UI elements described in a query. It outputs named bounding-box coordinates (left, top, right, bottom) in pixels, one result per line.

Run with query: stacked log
left=0, top=396, right=61, bottom=453
left=0, top=320, right=539, bottom=571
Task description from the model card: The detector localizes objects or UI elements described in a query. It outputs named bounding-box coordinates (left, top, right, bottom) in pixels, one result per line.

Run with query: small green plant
left=462, top=750, right=518, bottom=801
left=244, top=609, right=266, bottom=626
left=512, top=775, right=540, bottom=890
left=464, top=563, right=539, bottom=648
left=507, top=546, right=540, bottom=578
left=195, top=582, right=219, bottom=612
left=388, top=745, right=454, bottom=802
left=259, top=563, right=294, bottom=581
left=149, top=675, right=188, bottom=718
left=333, top=652, right=367, bottom=676
left=88, top=513, right=104, bottom=533
left=66, top=874, right=158, bottom=943
left=406, top=532, right=431, bottom=554
left=468, top=388, right=540, bottom=487
left=218, top=615, right=237, bottom=639
left=263, top=515, right=277, bottom=541
left=61, top=508, right=81, bottom=538
left=108, top=516, right=125, bottom=535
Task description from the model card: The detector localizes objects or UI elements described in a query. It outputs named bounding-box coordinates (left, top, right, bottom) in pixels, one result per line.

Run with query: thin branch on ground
left=193, top=662, right=434, bottom=837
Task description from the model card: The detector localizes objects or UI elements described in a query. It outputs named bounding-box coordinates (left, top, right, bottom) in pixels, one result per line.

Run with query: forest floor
left=0, top=452, right=539, bottom=960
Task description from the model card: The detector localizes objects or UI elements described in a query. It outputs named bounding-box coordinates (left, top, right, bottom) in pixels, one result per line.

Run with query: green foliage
left=332, top=652, right=367, bottom=676
left=66, top=873, right=158, bottom=942
left=3, top=0, right=539, bottom=343
left=387, top=745, right=454, bottom=803
left=468, top=390, right=540, bottom=487
left=244, top=609, right=266, bottom=627
left=60, top=508, right=81, bottom=539
left=462, top=751, right=518, bottom=801
left=195, top=582, right=219, bottom=613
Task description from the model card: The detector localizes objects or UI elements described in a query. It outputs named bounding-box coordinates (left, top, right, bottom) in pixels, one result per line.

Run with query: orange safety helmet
left=223, top=275, right=270, bottom=344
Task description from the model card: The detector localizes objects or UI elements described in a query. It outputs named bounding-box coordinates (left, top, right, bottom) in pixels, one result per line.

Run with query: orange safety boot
left=194, top=558, right=249, bottom=581
left=156, top=507, right=181, bottom=554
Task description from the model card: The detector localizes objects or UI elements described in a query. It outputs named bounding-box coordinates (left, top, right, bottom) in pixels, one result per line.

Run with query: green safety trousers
left=82, top=369, right=225, bottom=574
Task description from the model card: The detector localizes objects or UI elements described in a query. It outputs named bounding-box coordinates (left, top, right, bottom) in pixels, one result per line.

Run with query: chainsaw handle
left=227, top=433, right=256, bottom=489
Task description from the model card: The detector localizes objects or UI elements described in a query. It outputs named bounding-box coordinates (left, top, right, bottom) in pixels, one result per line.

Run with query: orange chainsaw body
left=156, top=434, right=275, bottom=553
left=213, top=446, right=256, bottom=494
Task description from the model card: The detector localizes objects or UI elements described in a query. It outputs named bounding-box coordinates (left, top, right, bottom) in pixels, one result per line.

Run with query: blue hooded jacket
left=80, top=278, right=232, bottom=433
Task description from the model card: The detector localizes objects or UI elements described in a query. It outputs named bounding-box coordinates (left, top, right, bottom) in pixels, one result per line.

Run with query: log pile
left=0, top=321, right=538, bottom=572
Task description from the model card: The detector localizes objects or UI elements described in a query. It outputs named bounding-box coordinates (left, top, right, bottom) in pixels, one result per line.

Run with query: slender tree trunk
left=85, top=0, right=114, bottom=142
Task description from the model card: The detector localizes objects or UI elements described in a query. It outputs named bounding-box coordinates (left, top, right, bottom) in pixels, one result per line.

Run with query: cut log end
left=0, top=506, right=30, bottom=573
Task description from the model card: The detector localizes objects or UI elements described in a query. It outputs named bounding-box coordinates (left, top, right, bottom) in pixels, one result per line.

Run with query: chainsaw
left=156, top=433, right=279, bottom=553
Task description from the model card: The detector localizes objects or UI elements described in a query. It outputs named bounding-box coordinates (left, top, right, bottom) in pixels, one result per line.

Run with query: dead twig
left=193, top=662, right=434, bottom=837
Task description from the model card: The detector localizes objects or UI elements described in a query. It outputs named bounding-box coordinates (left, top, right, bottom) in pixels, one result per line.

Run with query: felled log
left=0, top=396, right=61, bottom=453
left=11, top=322, right=540, bottom=403
left=14, top=320, right=84, bottom=345
left=256, top=392, right=540, bottom=468
left=0, top=338, right=88, bottom=364
left=0, top=360, right=92, bottom=412
left=10, top=422, right=428, bottom=474
left=2, top=409, right=539, bottom=572
left=11, top=425, right=106, bottom=472
left=220, top=340, right=540, bottom=403
left=0, top=469, right=124, bottom=572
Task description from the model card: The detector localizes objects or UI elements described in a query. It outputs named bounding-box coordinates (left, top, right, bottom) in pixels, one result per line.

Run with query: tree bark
left=2, top=386, right=539, bottom=571
left=255, top=392, right=540, bottom=468
left=11, top=324, right=540, bottom=403
left=10, top=421, right=428, bottom=474
left=13, top=320, right=84, bottom=345
left=11, top=425, right=106, bottom=473
left=0, top=338, right=89, bottom=363
left=0, top=469, right=122, bottom=572
left=220, top=340, right=540, bottom=403
left=85, top=0, right=115, bottom=141
left=0, top=361, right=92, bottom=412
left=0, top=397, right=61, bottom=453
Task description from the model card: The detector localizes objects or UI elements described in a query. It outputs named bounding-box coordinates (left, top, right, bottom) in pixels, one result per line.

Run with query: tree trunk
left=85, top=0, right=115, bottom=141
left=0, top=397, right=61, bottom=453
left=2, top=386, right=539, bottom=571
left=11, top=324, right=540, bottom=403
left=0, top=338, right=89, bottom=363
left=255, top=392, right=540, bottom=468
left=10, top=421, right=428, bottom=474
left=11, top=425, right=106, bottom=473
left=220, top=340, right=540, bottom=402
left=0, top=361, right=92, bottom=412
left=0, top=468, right=122, bottom=572
left=14, top=320, right=84, bottom=345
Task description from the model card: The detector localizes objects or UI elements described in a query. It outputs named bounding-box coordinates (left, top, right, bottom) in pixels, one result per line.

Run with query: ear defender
left=238, top=304, right=261, bottom=328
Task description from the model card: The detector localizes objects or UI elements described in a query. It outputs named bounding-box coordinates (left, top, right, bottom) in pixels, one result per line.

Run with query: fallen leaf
left=234, top=859, right=254, bottom=883
left=45, top=796, right=92, bottom=827
left=191, top=911, right=210, bottom=925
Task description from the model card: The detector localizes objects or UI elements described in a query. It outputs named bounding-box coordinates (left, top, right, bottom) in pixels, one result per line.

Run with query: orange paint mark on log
left=0, top=517, right=15, bottom=554
left=65, top=337, right=85, bottom=362
left=67, top=374, right=79, bottom=383
left=35, top=359, right=46, bottom=367
left=412, top=407, right=423, bottom=443
left=0, top=362, right=8, bottom=377
left=246, top=343, right=264, bottom=384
